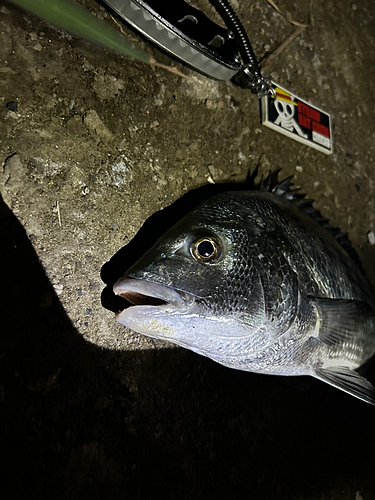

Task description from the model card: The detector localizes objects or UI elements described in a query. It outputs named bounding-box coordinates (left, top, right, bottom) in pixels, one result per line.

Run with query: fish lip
left=113, top=277, right=195, bottom=312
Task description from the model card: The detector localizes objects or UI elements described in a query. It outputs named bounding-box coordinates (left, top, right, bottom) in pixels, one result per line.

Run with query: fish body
left=114, top=177, right=375, bottom=404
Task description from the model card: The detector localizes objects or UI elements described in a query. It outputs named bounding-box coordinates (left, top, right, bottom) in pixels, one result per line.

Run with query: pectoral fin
left=311, top=297, right=375, bottom=347
left=315, top=366, right=375, bottom=405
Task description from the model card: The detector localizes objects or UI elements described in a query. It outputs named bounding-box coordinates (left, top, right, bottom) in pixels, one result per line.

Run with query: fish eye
left=190, top=236, right=221, bottom=263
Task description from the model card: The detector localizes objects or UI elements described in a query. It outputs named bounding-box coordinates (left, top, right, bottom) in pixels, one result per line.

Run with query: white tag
left=260, top=82, right=332, bottom=154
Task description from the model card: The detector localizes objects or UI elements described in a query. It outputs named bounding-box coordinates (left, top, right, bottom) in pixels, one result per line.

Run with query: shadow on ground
left=1, top=191, right=375, bottom=500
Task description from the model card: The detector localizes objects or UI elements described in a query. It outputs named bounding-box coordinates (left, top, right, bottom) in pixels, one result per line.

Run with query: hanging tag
left=260, top=82, right=332, bottom=154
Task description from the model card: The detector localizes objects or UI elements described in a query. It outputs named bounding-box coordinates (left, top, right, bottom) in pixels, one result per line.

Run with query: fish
left=113, top=173, right=375, bottom=405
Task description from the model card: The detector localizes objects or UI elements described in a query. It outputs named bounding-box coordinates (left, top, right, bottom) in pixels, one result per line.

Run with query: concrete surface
left=1, top=0, right=375, bottom=498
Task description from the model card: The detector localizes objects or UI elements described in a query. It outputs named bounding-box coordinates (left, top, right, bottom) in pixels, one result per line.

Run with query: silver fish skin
left=114, top=188, right=375, bottom=405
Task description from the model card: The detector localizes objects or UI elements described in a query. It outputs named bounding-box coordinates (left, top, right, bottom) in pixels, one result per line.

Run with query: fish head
left=114, top=192, right=272, bottom=362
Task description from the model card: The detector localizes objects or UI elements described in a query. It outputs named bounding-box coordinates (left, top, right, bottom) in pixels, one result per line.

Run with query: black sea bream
left=114, top=174, right=375, bottom=404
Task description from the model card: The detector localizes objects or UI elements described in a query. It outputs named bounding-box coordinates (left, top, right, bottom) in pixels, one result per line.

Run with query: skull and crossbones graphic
left=274, top=99, right=308, bottom=139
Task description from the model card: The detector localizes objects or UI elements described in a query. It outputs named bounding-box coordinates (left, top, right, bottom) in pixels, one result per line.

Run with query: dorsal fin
left=246, top=169, right=362, bottom=270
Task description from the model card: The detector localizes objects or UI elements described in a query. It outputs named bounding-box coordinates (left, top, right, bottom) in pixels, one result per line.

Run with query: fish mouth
left=113, top=277, right=195, bottom=316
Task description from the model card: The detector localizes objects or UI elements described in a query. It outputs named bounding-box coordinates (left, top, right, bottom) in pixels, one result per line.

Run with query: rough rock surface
left=1, top=0, right=375, bottom=498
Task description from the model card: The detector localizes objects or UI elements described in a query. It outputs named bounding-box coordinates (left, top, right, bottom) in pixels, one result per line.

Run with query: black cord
left=207, top=0, right=259, bottom=70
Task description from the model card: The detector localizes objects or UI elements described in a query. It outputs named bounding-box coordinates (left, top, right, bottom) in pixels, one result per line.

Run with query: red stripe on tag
left=276, top=93, right=292, bottom=101
left=312, top=121, right=330, bottom=138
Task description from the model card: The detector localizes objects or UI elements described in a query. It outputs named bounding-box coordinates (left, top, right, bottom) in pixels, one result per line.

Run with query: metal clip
left=232, top=64, right=274, bottom=98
